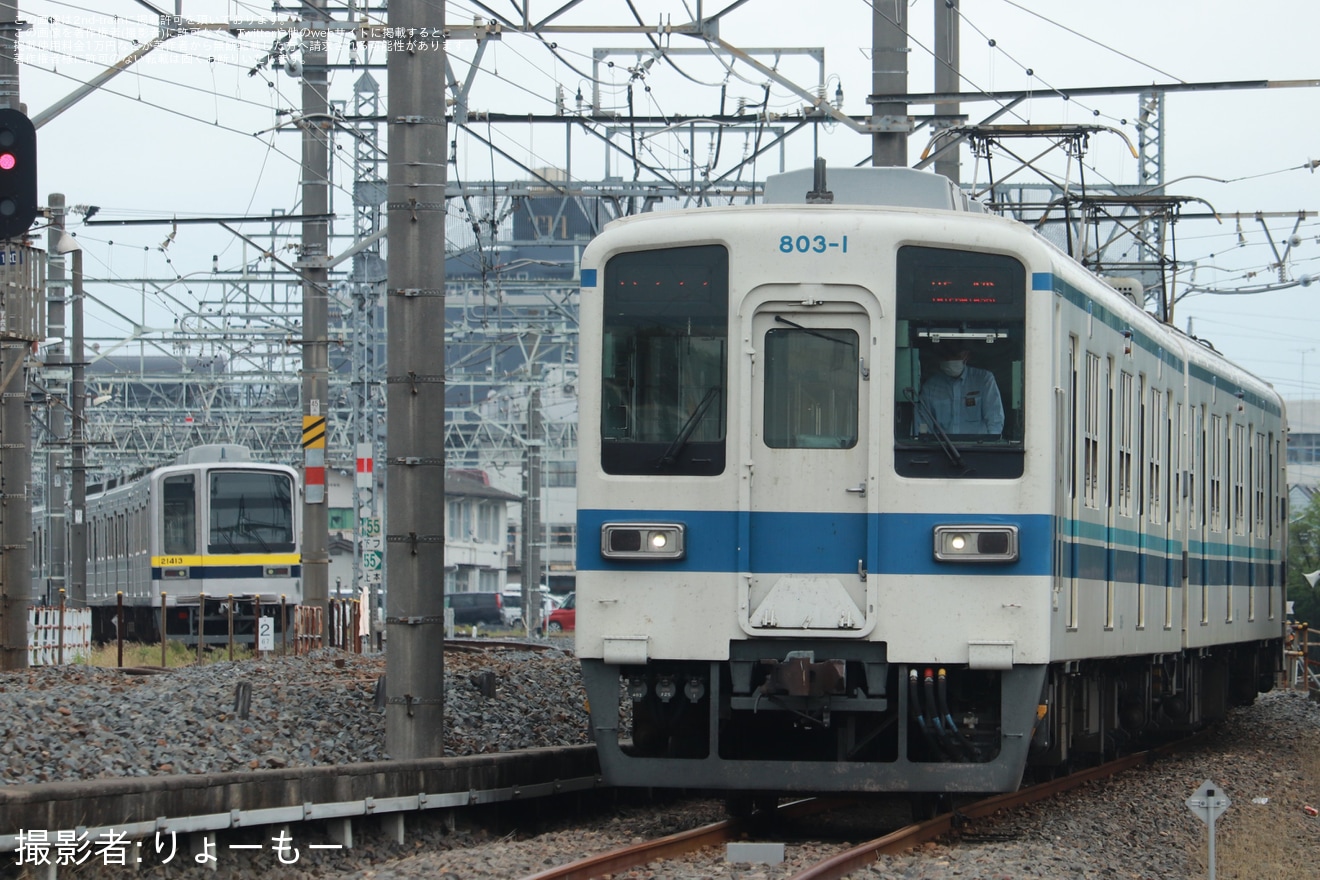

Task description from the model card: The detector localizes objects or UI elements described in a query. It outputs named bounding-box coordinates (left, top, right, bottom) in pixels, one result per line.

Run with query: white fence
left=28, top=606, right=92, bottom=666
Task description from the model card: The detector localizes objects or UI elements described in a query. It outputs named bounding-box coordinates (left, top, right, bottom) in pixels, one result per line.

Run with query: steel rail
left=520, top=798, right=847, bottom=880
left=514, top=733, right=1208, bottom=880
left=789, top=734, right=1208, bottom=880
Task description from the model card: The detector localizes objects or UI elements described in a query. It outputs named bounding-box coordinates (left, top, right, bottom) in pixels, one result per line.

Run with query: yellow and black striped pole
left=302, top=414, right=327, bottom=504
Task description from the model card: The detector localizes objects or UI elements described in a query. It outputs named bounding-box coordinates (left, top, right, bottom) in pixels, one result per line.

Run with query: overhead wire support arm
left=705, top=36, right=867, bottom=134
left=30, top=20, right=183, bottom=129
left=869, top=78, right=1320, bottom=108
left=31, top=15, right=367, bottom=130
left=460, top=0, right=753, bottom=32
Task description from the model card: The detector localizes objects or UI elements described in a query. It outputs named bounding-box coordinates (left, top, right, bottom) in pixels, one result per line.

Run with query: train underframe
left=90, top=596, right=297, bottom=648
left=580, top=637, right=1281, bottom=796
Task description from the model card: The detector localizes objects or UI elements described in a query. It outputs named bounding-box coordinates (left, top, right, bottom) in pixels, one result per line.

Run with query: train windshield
left=894, top=246, right=1026, bottom=479
left=208, top=471, right=296, bottom=553
left=599, top=245, right=728, bottom=475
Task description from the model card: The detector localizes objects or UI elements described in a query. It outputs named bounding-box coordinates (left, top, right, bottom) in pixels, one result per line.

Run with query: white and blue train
left=574, top=166, right=1286, bottom=800
left=33, top=445, right=302, bottom=644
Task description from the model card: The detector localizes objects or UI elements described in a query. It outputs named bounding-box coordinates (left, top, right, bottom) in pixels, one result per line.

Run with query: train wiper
left=904, top=387, right=971, bottom=474
left=241, top=524, right=271, bottom=553
left=214, top=526, right=239, bottom=553
left=655, top=386, right=720, bottom=469
left=235, top=494, right=270, bottom=552
left=774, top=314, right=851, bottom=345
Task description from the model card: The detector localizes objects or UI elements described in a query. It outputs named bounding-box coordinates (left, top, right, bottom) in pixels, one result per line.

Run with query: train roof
left=763, top=166, right=984, bottom=212
left=172, top=444, right=254, bottom=465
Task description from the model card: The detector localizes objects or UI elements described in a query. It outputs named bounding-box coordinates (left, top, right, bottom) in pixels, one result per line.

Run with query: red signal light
left=0, top=109, right=35, bottom=239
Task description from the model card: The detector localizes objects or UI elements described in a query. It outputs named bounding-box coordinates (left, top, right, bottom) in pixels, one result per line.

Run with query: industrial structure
left=0, top=2, right=1313, bottom=704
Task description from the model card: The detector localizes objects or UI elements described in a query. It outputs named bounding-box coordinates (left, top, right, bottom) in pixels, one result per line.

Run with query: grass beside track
left=1205, top=737, right=1320, bottom=878
left=87, top=640, right=256, bottom=668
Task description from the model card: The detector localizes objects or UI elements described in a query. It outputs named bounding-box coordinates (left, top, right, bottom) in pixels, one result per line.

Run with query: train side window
left=599, top=245, right=728, bottom=476
left=1233, top=423, right=1247, bottom=536
left=1208, top=415, right=1223, bottom=531
left=894, top=246, right=1025, bottom=479
left=1148, top=386, right=1166, bottom=525
left=1117, top=374, right=1136, bottom=517
left=163, top=474, right=196, bottom=555
left=1082, top=352, right=1100, bottom=509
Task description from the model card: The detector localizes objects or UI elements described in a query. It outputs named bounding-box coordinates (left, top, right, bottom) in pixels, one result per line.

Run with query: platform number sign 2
left=258, top=616, right=275, bottom=652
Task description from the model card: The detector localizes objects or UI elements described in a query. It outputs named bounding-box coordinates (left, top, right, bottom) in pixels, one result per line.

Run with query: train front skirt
left=581, top=654, right=1048, bottom=794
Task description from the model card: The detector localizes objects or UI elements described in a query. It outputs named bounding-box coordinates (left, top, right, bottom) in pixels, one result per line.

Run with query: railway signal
left=0, top=109, right=36, bottom=241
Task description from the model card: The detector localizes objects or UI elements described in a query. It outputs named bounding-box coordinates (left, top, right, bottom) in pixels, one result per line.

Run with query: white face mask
left=938, top=359, right=966, bottom=378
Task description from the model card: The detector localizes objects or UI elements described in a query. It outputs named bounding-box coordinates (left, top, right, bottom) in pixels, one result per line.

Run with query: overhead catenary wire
left=992, top=0, right=1188, bottom=84
left=14, top=0, right=1316, bottom=423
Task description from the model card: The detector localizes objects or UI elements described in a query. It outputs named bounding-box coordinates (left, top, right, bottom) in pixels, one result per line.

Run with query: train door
left=740, top=294, right=875, bottom=636
left=157, top=471, right=200, bottom=592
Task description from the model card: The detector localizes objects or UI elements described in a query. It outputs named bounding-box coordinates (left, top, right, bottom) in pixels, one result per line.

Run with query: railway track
left=5, top=653, right=1313, bottom=877
left=520, top=737, right=1203, bottom=880
left=0, top=738, right=1172, bottom=877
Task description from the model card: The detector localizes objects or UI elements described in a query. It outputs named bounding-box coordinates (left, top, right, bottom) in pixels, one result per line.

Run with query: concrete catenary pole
left=522, top=387, right=542, bottom=633
left=68, top=245, right=85, bottom=610
left=933, top=0, right=961, bottom=184
left=44, top=195, right=68, bottom=609
left=300, top=1, right=331, bottom=637
left=385, top=0, right=447, bottom=757
left=0, top=0, right=30, bottom=669
left=871, top=0, right=909, bottom=167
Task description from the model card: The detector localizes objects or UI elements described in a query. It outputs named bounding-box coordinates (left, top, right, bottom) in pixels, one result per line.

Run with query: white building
left=324, top=467, right=520, bottom=598
left=1286, top=398, right=1320, bottom=513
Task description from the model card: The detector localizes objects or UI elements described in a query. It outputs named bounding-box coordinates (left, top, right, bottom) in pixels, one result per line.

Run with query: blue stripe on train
left=578, top=509, right=1053, bottom=575
left=577, top=509, right=1280, bottom=584
left=151, top=565, right=304, bottom=580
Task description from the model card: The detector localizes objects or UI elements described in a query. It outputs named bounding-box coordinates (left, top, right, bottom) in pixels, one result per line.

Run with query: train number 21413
left=779, top=234, right=848, bottom=254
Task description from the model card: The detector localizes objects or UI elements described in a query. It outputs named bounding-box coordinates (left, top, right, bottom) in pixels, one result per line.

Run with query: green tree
left=1287, top=492, right=1320, bottom=624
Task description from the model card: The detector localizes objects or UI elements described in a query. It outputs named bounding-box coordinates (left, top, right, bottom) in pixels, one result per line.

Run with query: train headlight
left=600, top=522, right=686, bottom=560
left=933, top=525, right=1019, bottom=563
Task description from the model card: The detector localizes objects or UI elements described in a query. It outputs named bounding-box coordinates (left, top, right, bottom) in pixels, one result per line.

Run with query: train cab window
left=208, top=471, right=296, bottom=553
left=893, top=246, right=1026, bottom=479
left=162, top=474, right=196, bottom=555
left=600, top=245, right=728, bottom=476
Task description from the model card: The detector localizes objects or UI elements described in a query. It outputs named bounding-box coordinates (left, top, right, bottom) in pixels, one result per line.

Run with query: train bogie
left=575, top=167, right=1286, bottom=796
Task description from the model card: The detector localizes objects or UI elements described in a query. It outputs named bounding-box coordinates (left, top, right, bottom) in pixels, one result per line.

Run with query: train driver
left=919, top=341, right=1004, bottom=436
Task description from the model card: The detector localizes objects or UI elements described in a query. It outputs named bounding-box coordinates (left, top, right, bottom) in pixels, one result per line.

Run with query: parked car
left=446, top=591, right=504, bottom=627
left=546, top=593, right=575, bottom=632
left=501, top=584, right=554, bottom=628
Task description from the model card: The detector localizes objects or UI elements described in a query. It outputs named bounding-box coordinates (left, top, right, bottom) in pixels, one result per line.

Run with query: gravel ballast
left=0, top=645, right=589, bottom=785
left=2, top=647, right=1318, bottom=878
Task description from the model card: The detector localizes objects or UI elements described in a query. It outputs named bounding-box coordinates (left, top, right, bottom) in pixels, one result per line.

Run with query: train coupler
left=761, top=651, right=846, bottom=698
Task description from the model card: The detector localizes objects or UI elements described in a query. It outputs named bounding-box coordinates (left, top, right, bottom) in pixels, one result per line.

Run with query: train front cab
left=578, top=229, right=1050, bottom=795
left=83, top=455, right=303, bottom=646
left=150, top=461, right=302, bottom=645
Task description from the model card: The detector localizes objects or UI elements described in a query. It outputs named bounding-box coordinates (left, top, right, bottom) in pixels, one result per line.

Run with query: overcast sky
left=12, top=1, right=1320, bottom=396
